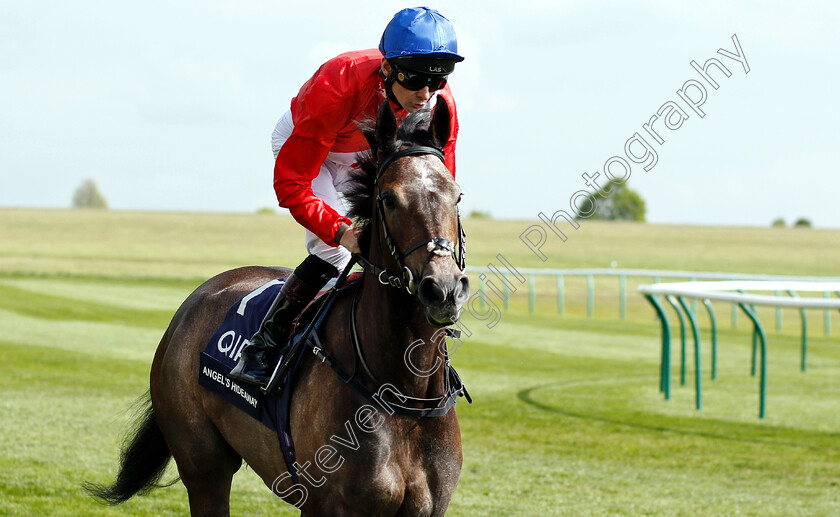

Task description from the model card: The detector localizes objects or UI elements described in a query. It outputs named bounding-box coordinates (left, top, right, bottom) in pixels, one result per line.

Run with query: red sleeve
left=437, top=87, right=458, bottom=177
left=273, top=60, right=356, bottom=246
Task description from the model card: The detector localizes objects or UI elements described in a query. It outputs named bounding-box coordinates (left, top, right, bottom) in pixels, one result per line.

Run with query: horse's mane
left=343, top=107, right=441, bottom=253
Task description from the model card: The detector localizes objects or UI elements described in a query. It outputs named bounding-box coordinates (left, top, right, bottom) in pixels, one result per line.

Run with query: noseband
left=354, top=145, right=466, bottom=294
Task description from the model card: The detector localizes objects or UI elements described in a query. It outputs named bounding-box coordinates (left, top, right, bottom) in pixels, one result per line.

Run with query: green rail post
left=587, top=274, right=594, bottom=318
left=690, top=277, right=697, bottom=316
left=775, top=290, right=782, bottom=332
left=703, top=299, right=717, bottom=380
left=825, top=292, right=831, bottom=336
left=788, top=290, right=807, bottom=372
left=665, top=295, right=687, bottom=386
left=737, top=292, right=758, bottom=376
left=677, top=297, right=703, bottom=410
left=644, top=294, right=672, bottom=400
left=801, top=304, right=808, bottom=372
left=529, top=275, right=535, bottom=315
left=748, top=302, right=759, bottom=377
left=557, top=275, right=564, bottom=315
left=619, top=274, right=627, bottom=320
left=738, top=303, right=768, bottom=419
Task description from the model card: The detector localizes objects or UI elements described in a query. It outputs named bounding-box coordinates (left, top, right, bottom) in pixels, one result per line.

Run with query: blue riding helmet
left=379, top=7, right=465, bottom=68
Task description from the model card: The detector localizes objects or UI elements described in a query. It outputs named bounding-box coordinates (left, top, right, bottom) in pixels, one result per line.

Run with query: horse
left=85, top=98, right=470, bottom=516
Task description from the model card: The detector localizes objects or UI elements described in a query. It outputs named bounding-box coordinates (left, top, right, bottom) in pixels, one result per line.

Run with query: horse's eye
left=457, top=193, right=463, bottom=204
left=382, top=193, right=396, bottom=210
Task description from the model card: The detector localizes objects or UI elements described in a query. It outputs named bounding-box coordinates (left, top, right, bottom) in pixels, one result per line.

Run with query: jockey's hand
left=339, top=227, right=363, bottom=254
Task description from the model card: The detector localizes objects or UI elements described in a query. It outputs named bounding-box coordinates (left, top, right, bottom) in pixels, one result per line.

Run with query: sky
left=2, top=1, right=839, bottom=228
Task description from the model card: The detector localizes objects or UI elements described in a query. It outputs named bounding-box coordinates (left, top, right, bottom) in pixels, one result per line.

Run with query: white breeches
left=271, top=109, right=355, bottom=274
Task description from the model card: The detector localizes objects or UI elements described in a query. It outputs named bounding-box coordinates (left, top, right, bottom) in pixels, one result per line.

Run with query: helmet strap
left=380, top=68, right=406, bottom=111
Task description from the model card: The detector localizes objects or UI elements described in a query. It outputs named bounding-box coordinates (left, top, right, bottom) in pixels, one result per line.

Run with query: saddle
left=262, top=272, right=365, bottom=396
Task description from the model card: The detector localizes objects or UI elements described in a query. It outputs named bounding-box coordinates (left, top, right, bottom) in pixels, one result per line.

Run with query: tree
left=794, top=218, right=812, bottom=228
left=771, top=218, right=786, bottom=227
left=72, top=178, right=108, bottom=209
left=575, top=182, right=646, bottom=221
left=468, top=209, right=492, bottom=219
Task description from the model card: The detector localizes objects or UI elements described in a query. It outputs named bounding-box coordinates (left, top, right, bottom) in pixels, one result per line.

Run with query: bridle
left=354, top=145, right=466, bottom=294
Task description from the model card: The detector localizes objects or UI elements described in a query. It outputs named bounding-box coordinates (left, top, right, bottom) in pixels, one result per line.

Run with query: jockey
left=229, top=7, right=464, bottom=388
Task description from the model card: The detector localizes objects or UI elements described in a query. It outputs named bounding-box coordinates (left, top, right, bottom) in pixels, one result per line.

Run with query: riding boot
left=228, top=255, right=338, bottom=388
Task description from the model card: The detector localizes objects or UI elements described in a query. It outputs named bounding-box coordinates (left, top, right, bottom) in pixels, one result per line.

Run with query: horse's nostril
left=418, top=278, right=446, bottom=306
left=454, top=275, right=470, bottom=303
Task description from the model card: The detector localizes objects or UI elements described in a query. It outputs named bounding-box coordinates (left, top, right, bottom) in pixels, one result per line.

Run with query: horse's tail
left=83, top=392, right=174, bottom=505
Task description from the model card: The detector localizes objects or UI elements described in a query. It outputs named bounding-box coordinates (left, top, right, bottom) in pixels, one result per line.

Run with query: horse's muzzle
left=417, top=271, right=470, bottom=327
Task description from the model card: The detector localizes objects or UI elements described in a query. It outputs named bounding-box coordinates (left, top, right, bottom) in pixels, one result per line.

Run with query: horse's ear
left=431, top=98, right=451, bottom=147
left=375, top=101, right=398, bottom=153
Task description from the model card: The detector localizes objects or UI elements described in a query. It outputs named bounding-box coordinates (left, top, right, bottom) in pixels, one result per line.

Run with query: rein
left=291, top=269, right=469, bottom=418
left=302, top=282, right=469, bottom=418
left=356, top=145, right=467, bottom=294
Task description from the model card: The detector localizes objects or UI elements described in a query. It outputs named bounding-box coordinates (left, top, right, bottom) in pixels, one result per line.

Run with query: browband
left=376, top=146, right=445, bottom=181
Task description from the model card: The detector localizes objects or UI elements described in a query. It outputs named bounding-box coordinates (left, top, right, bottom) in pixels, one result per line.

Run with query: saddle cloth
left=198, top=273, right=361, bottom=483
left=199, top=278, right=307, bottom=482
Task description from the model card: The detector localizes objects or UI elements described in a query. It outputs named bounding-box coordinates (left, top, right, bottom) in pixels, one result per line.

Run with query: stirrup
left=228, top=348, right=273, bottom=387
left=262, top=337, right=305, bottom=396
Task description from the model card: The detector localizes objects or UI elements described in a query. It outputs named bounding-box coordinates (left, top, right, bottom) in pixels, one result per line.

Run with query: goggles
left=392, top=65, right=448, bottom=92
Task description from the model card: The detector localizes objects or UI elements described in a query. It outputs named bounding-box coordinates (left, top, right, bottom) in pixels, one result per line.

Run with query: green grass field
left=1, top=208, right=839, bottom=516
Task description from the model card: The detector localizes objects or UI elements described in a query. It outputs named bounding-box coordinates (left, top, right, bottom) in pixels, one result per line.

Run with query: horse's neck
left=355, top=270, right=446, bottom=398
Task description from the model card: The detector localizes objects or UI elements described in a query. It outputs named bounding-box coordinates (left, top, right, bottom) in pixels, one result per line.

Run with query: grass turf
left=1, top=208, right=838, bottom=515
